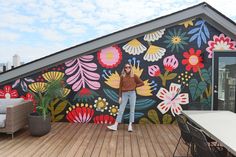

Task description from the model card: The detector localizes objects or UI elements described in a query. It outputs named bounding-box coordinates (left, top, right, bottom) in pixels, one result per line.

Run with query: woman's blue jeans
left=116, top=91, right=136, bottom=123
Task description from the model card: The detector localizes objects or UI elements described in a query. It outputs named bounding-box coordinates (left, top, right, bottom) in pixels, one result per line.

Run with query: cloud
left=0, top=31, right=20, bottom=41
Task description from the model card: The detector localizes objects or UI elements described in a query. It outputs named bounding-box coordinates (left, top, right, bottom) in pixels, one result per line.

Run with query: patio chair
left=0, top=98, right=33, bottom=139
left=173, top=114, right=192, bottom=157
left=187, top=122, right=228, bottom=157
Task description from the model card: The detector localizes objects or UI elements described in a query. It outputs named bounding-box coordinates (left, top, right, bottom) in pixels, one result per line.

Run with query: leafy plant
left=30, top=79, right=66, bottom=119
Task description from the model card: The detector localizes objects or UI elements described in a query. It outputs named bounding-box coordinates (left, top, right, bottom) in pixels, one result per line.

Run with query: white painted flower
left=143, top=45, right=166, bottom=62
left=94, top=97, right=108, bottom=112
left=156, top=83, right=189, bottom=116
left=122, top=39, right=147, bottom=55
left=108, top=105, right=119, bottom=116
left=144, top=29, right=165, bottom=42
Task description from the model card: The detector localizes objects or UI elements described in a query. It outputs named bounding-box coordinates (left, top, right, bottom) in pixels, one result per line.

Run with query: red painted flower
left=0, top=85, right=18, bottom=99
left=21, top=93, right=36, bottom=112
left=97, top=45, right=122, bottom=68
left=66, top=104, right=95, bottom=123
left=182, top=48, right=204, bottom=72
left=93, top=115, right=115, bottom=124
left=163, top=55, right=178, bottom=72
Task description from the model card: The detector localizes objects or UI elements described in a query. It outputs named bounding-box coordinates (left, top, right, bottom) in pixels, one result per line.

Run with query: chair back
left=187, top=122, right=215, bottom=157
left=176, top=114, right=191, bottom=144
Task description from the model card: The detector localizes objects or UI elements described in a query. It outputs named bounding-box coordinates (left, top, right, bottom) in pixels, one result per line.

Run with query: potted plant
left=28, top=79, right=65, bottom=136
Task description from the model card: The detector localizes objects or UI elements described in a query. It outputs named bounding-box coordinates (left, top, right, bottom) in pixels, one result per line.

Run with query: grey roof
left=0, top=2, right=236, bottom=84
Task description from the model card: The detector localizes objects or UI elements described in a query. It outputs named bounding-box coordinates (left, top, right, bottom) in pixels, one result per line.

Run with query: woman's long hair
left=121, top=63, right=134, bottom=77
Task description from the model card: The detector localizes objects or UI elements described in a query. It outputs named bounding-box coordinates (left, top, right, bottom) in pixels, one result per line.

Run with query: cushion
left=0, top=114, right=6, bottom=128
left=0, top=98, right=24, bottom=114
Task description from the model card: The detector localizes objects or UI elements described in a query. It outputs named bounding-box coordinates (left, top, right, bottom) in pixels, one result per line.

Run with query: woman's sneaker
left=128, top=124, right=133, bottom=132
left=107, top=124, right=117, bottom=131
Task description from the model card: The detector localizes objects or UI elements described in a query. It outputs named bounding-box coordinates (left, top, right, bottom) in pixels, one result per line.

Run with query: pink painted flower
left=156, top=83, right=189, bottom=116
left=0, top=85, right=18, bottom=99
left=206, top=34, right=236, bottom=58
left=66, top=104, right=95, bottom=123
left=163, top=55, right=178, bottom=72
left=93, top=115, right=115, bottom=124
left=21, top=93, right=36, bottom=112
left=148, top=65, right=161, bottom=77
left=97, top=45, right=122, bottom=68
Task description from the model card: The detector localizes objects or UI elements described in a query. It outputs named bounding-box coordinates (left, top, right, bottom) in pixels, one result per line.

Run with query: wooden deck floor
left=0, top=123, right=189, bottom=157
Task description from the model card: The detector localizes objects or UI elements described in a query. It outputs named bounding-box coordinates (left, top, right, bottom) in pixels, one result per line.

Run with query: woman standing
left=107, top=63, right=144, bottom=132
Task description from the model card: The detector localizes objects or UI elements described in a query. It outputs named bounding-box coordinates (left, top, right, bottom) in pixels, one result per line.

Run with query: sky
left=0, top=0, right=235, bottom=63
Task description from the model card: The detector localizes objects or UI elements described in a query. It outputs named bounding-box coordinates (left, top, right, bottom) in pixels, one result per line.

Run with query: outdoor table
left=181, top=110, right=236, bottom=156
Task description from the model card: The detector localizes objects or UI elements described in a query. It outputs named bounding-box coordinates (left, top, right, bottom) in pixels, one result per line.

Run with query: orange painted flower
left=182, top=48, right=204, bottom=72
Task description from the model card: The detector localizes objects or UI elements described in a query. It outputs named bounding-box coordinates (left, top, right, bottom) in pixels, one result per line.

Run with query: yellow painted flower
left=103, top=70, right=120, bottom=89
left=28, top=82, right=47, bottom=93
left=42, top=71, right=64, bottom=82
left=109, top=105, right=119, bottom=116
left=144, top=45, right=166, bottom=62
left=144, top=29, right=165, bottom=42
left=94, top=97, right=108, bottom=112
left=129, top=57, right=143, bottom=77
left=136, top=80, right=157, bottom=96
left=179, top=19, right=194, bottom=28
left=62, top=88, right=71, bottom=97
left=122, top=39, right=147, bottom=55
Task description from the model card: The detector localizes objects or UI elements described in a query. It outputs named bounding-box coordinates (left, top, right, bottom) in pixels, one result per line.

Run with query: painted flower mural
left=97, top=45, right=122, bottom=68
left=66, top=103, right=95, bottom=123
left=0, top=85, right=19, bottom=99
left=156, top=83, right=189, bottom=116
left=93, top=115, right=115, bottom=124
left=182, top=48, right=204, bottom=72
left=143, top=45, right=166, bottom=62
left=122, top=39, right=147, bottom=55
left=0, top=17, right=234, bottom=123
left=94, top=97, right=108, bottom=112
left=164, top=28, right=189, bottom=52
left=144, top=29, right=165, bottom=42
left=206, top=34, right=236, bottom=58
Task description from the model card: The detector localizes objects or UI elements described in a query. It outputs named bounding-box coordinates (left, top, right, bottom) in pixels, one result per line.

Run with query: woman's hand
left=119, top=97, right=122, bottom=104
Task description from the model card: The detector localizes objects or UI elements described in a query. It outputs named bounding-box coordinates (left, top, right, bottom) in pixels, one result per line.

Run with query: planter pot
left=28, top=112, right=51, bottom=136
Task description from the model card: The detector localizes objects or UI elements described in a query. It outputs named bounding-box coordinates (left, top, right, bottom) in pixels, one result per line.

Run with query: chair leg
left=11, top=133, right=14, bottom=139
left=186, top=144, right=190, bottom=157
left=173, top=136, right=181, bottom=157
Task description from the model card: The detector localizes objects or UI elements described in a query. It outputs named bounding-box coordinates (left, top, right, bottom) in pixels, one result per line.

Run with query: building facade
left=0, top=3, right=235, bottom=124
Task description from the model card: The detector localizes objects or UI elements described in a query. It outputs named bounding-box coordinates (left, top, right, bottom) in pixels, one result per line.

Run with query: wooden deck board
left=0, top=123, right=188, bottom=157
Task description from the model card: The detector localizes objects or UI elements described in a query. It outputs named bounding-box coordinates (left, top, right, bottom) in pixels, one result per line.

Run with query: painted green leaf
left=126, top=99, right=156, bottom=110
left=54, top=100, right=68, bottom=115
left=139, top=118, right=153, bottom=124
left=54, top=114, right=64, bottom=122
left=166, top=73, right=177, bottom=80
left=200, top=96, right=212, bottom=110
left=162, top=114, right=172, bottom=124
left=201, top=69, right=211, bottom=84
left=103, top=88, right=118, bottom=103
left=124, top=112, right=144, bottom=120
left=148, top=109, right=160, bottom=124
left=189, top=79, right=207, bottom=100
left=48, top=98, right=60, bottom=111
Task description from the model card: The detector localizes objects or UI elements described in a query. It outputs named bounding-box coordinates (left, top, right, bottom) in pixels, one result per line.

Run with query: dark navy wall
left=0, top=18, right=235, bottom=124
